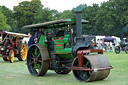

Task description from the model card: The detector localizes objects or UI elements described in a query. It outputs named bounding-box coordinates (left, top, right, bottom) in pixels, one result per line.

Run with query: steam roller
left=23, top=4, right=113, bottom=83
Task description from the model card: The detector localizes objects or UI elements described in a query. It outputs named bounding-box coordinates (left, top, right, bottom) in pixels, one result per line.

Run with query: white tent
left=95, top=36, right=105, bottom=43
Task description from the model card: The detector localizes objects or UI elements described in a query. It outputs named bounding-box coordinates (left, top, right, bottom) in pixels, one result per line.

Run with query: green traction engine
left=23, top=10, right=113, bottom=82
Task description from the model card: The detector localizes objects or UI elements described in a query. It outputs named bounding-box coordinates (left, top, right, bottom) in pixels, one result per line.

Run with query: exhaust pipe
left=75, top=11, right=82, bottom=42
left=75, top=4, right=86, bottom=42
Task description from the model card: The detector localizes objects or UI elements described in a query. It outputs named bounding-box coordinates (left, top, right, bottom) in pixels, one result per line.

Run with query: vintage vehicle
left=0, top=31, right=28, bottom=63
left=115, top=27, right=128, bottom=54
left=22, top=10, right=113, bottom=82
left=115, top=38, right=128, bottom=54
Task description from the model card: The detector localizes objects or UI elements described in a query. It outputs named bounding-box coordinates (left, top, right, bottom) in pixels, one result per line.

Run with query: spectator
left=34, top=28, right=44, bottom=43
left=112, top=42, right=115, bottom=51
left=101, top=40, right=104, bottom=49
left=28, top=32, right=34, bottom=46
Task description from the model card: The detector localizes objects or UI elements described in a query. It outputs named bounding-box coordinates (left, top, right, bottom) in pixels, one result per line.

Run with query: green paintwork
left=56, top=48, right=73, bottom=59
left=63, top=18, right=89, bottom=23
left=53, top=36, right=73, bottom=59
left=59, top=54, right=73, bottom=59
left=54, top=39, right=64, bottom=51
left=64, top=34, right=69, bottom=44
left=38, top=35, right=73, bottom=59
left=39, top=35, right=48, bottom=48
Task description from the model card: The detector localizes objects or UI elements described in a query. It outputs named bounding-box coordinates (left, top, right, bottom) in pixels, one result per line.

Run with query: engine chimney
left=76, top=11, right=82, bottom=42
left=75, top=4, right=86, bottom=42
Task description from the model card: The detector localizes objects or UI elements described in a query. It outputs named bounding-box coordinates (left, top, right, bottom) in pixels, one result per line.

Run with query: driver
left=34, top=28, right=44, bottom=43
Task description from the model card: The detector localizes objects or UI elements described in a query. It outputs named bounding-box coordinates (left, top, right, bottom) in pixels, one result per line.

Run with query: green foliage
left=34, top=7, right=53, bottom=23
left=59, top=10, right=74, bottom=19
left=82, top=4, right=100, bottom=35
left=82, top=0, right=128, bottom=37
left=13, top=0, right=43, bottom=27
left=0, top=8, right=11, bottom=31
left=0, top=6, right=17, bottom=32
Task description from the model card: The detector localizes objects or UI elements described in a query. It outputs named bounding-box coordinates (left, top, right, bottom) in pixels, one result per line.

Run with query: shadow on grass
left=0, top=58, right=26, bottom=64
left=38, top=71, right=72, bottom=78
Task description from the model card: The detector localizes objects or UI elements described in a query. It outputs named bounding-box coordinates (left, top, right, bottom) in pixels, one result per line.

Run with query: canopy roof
left=22, top=18, right=89, bottom=29
left=0, top=31, right=28, bottom=37
left=103, top=36, right=116, bottom=42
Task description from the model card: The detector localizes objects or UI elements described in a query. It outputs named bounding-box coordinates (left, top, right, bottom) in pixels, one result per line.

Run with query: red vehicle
left=0, top=31, right=28, bottom=63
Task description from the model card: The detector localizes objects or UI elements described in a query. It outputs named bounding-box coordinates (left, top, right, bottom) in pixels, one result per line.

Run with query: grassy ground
left=0, top=52, right=128, bottom=85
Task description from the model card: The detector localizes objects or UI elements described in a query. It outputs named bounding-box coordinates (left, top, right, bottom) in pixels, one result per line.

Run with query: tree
left=13, top=0, right=43, bottom=29
left=51, top=9, right=60, bottom=20
left=59, top=10, right=74, bottom=19
left=82, top=0, right=128, bottom=37
left=0, top=6, right=17, bottom=32
left=34, top=7, right=53, bottom=23
left=0, top=9, right=11, bottom=31
left=99, top=0, right=128, bottom=37
left=82, top=4, right=100, bottom=35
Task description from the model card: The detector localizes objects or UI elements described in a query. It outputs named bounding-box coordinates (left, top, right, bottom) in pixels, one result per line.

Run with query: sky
left=0, top=0, right=109, bottom=12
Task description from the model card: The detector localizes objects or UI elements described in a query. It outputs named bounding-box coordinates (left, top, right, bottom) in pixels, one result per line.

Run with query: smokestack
left=76, top=11, right=82, bottom=42
left=75, top=4, right=86, bottom=42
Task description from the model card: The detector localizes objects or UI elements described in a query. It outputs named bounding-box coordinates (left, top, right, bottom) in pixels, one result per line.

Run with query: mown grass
left=0, top=52, right=128, bottom=85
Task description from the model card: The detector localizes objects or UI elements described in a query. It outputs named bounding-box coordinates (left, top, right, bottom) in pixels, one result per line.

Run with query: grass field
left=0, top=52, right=128, bottom=85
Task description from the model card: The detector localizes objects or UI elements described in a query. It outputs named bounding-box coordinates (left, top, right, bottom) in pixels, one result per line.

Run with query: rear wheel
left=27, top=44, right=49, bottom=76
left=115, top=46, right=120, bottom=54
left=9, top=50, right=15, bottom=63
left=17, top=43, right=27, bottom=61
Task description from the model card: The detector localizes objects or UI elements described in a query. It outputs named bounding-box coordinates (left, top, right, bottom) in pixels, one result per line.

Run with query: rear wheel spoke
left=31, top=53, right=34, bottom=58
left=31, top=61, right=34, bottom=65
left=34, top=64, right=37, bottom=70
left=34, top=48, right=38, bottom=55
left=37, top=52, right=40, bottom=58
left=37, top=63, right=41, bottom=71
left=38, top=60, right=42, bottom=62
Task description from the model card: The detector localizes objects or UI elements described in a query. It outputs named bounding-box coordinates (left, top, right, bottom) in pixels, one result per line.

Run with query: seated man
left=28, top=32, right=34, bottom=46
left=56, top=30, right=64, bottom=37
left=34, top=28, right=44, bottom=43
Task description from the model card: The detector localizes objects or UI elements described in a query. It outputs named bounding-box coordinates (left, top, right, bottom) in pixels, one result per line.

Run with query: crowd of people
left=96, top=40, right=116, bottom=52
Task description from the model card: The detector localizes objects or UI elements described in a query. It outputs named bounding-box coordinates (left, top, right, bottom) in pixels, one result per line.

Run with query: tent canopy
left=103, top=36, right=116, bottom=42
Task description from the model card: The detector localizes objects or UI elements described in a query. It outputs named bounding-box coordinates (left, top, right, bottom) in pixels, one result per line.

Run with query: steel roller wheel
left=115, top=46, right=120, bottom=54
left=27, top=44, right=49, bottom=76
left=3, top=57, right=9, bottom=61
left=124, top=46, right=128, bottom=54
left=72, top=54, right=110, bottom=82
left=72, top=57, right=92, bottom=81
left=17, top=43, right=27, bottom=61
left=9, top=50, right=15, bottom=63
